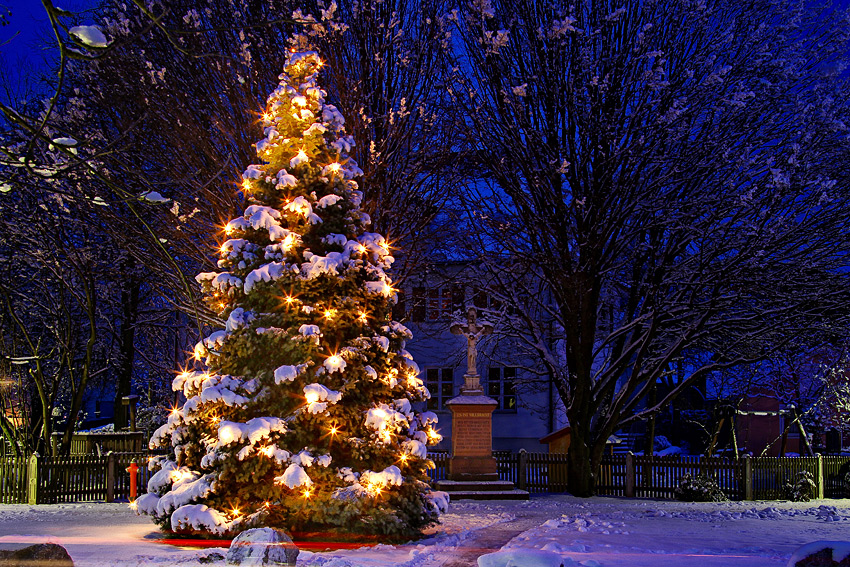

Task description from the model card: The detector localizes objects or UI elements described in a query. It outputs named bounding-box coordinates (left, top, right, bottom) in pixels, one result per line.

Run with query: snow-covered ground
left=0, top=495, right=847, bottom=566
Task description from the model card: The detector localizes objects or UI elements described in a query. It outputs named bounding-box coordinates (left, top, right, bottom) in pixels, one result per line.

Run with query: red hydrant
left=127, top=461, right=139, bottom=501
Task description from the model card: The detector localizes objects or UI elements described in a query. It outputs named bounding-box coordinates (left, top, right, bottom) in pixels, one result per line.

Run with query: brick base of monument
left=441, top=391, right=528, bottom=499
left=445, top=395, right=498, bottom=481
left=448, top=455, right=498, bottom=480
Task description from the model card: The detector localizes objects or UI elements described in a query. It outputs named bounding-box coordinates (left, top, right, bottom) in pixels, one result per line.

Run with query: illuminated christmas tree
left=135, top=51, right=447, bottom=538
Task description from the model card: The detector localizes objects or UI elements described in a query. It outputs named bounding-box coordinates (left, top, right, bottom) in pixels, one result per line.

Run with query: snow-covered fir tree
left=135, top=51, right=447, bottom=538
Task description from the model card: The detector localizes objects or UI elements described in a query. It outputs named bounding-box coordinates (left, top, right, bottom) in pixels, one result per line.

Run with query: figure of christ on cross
left=450, top=307, right=493, bottom=393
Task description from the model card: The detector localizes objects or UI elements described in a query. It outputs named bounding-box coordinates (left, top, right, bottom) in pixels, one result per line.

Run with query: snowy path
left=490, top=496, right=849, bottom=567
left=0, top=496, right=847, bottom=566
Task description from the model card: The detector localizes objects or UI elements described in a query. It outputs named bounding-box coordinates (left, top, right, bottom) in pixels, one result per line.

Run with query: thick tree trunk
left=113, top=276, right=140, bottom=429
left=567, top=433, right=600, bottom=497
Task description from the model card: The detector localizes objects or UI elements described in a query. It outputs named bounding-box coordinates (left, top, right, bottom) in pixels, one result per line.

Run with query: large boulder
left=226, top=528, right=298, bottom=566
left=788, top=541, right=850, bottom=567
left=0, top=543, right=74, bottom=566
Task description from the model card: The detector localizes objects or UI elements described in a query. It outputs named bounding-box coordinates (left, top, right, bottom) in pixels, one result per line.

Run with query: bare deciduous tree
left=1, top=0, right=456, bottom=431
left=451, top=0, right=850, bottom=495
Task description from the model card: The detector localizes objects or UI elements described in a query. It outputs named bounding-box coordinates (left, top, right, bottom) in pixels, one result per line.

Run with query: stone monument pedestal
left=436, top=308, right=528, bottom=500
left=446, top=389, right=498, bottom=481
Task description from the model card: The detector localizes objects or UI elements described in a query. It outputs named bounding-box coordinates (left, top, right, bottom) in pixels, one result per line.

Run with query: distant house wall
left=406, top=323, right=552, bottom=453
left=736, top=395, right=801, bottom=456
left=400, top=262, right=554, bottom=453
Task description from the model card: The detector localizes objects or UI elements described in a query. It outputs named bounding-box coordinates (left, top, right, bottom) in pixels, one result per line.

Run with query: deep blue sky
left=0, top=0, right=98, bottom=71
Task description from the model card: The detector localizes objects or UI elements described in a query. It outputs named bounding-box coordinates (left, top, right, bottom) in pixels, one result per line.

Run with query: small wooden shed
left=540, top=425, right=571, bottom=453
left=540, top=426, right=622, bottom=455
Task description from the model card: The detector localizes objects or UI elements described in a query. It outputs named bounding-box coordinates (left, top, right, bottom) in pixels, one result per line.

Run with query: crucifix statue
left=450, top=307, right=493, bottom=393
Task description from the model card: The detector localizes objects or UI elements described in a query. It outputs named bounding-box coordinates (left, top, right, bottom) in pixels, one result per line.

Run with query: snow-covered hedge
left=784, top=471, right=816, bottom=502
left=673, top=473, right=727, bottom=502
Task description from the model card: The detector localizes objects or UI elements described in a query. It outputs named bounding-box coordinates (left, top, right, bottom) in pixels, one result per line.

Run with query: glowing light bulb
left=260, top=445, right=275, bottom=457
left=129, top=500, right=138, bottom=511
left=303, top=489, right=312, bottom=499
left=358, top=244, right=366, bottom=253
left=224, top=223, right=233, bottom=235
left=327, top=355, right=342, bottom=368
left=324, top=309, right=335, bottom=319
left=296, top=149, right=308, bottom=161
left=284, top=295, right=295, bottom=304
left=219, top=243, right=228, bottom=254
left=170, top=407, right=180, bottom=417
left=262, top=112, right=271, bottom=121
left=305, top=391, right=320, bottom=404
left=264, top=501, right=271, bottom=508
left=241, top=179, right=251, bottom=191
left=329, top=426, right=338, bottom=436
left=282, top=234, right=295, bottom=250
left=399, top=454, right=408, bottom=463
left=218, top=302, right=226, bottom=310
left=231, top=508, right=240, bottom=516
left=328, top=162, right=341, bottom=173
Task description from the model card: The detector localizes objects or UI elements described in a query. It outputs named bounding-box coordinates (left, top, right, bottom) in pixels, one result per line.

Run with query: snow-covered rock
left=0, top=543, right=73, bottom=567
left=787, top=540, right=850, bottom=566
left=226, top=527, right=298, bottom=566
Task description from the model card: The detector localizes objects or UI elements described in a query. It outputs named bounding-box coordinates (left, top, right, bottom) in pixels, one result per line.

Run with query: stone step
left=442, top=489, right=530, bottom=501
left=436, top=480, right=518, bottom=492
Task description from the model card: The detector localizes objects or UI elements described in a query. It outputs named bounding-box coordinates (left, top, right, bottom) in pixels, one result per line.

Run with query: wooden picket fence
left=0, top=452, right=151, bottom=504
left=629, top=455, right=742, bottom=499
left=0, top=457, right=27, bottom=503
left=595, top=453, right=849, bottom=500
left=429, top=451, right=850, bottom=500
left=2, top=449, right=848, bottom=504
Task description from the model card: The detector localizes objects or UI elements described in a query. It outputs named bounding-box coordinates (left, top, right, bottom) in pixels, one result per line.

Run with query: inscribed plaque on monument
left=452, top=412, right=492, bottom=456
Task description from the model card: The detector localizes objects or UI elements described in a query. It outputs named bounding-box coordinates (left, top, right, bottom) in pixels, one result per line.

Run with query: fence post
left=26, top=453, right=39, bottom=505
left=625, top=452, right=635, bottom=498
left=816, top=454, right=824, bottom=500
left=743, top=455, right=753, bottom=501
left=106, top=452, right=115, bottom=503
left=517, top=449, right=527, bottom=491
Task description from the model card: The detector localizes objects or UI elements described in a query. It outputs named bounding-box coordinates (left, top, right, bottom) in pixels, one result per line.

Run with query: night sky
left=0, top=0, right=98, bottom=72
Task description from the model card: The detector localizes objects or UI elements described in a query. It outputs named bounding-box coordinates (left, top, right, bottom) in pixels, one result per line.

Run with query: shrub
left=674, top=473, right=727, bottom=502
left=784, top=471, right=816, bottom=502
